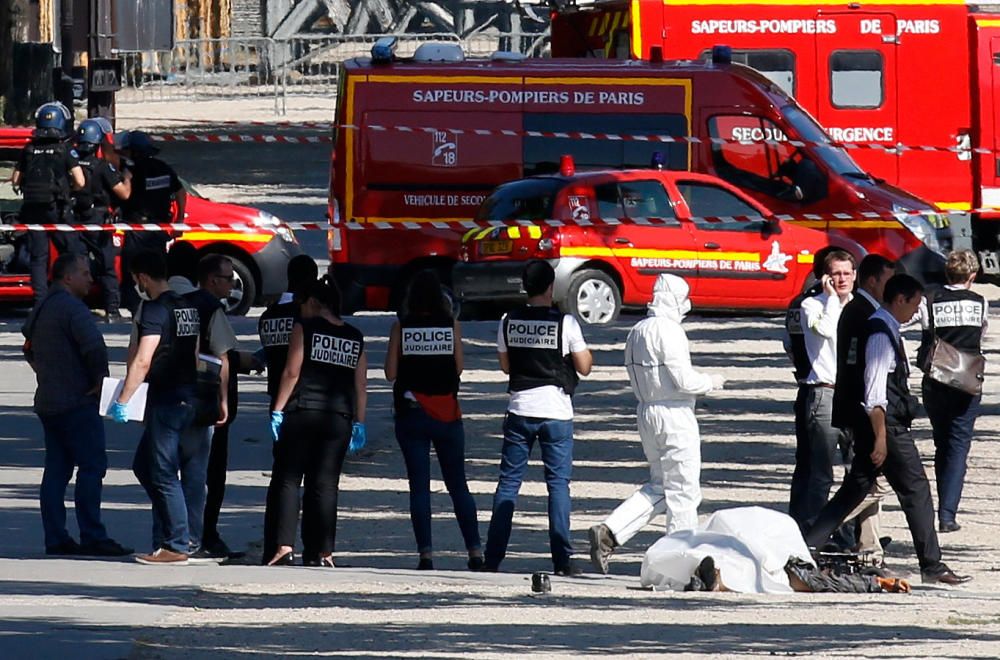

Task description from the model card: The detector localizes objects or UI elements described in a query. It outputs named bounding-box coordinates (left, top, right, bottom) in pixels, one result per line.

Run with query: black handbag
left=921, top=336, right=985, bottom=396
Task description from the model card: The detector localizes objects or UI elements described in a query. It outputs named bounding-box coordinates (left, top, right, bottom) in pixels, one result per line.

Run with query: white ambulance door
left=814, top=12, right=899, bottom=184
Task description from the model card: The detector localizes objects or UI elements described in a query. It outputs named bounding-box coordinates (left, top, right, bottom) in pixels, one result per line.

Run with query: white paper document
left=99, top=377, right=148, bottom=422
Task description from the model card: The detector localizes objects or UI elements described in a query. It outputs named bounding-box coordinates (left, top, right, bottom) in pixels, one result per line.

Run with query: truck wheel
left=566, top=269, right=621, bottom=325
left=224, top=257, right=256, bottom=317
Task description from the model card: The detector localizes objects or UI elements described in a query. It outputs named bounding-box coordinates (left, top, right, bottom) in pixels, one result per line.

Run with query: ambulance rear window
left=523, top=113, right=688, bottom=176
left=699, top=49, right=795, bottom=96
left=476, top=179, right=562, bottom=221
left=830, top=51, right=884, bottom=109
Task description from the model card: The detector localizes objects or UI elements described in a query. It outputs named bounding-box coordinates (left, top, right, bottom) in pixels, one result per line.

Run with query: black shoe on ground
left=46, top=539, right=83, bottom=556
left=188, top=548, right=224, bottom=564
left=553, top=560, right=584, bottom=577
left=467, top=555, right=485, bottom=572
left=922, top=564, right=972, bottom=586
left=79, top=538, right=133, bottom=557
left=202, top=538, right=245, bottom=560
left=879, top=536, right=893, bottom=550
left=417, top=557, right=434, bottom=570
left=696, top=556, right=718, bottom=591
left=939, top=520, right=961, bottom=533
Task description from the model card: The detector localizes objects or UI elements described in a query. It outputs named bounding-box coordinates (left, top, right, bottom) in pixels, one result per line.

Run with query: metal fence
left=116, top=30, right=551, bottom=114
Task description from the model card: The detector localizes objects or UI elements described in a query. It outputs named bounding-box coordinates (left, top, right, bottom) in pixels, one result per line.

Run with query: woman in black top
left=267, top=279, right=367, bottom=566
left=385, top=271, right=482, bottom=570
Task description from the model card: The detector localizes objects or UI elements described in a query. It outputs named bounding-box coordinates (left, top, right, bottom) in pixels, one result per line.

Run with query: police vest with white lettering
left=258, top=300, right=299, bottom=401
left=396, top=316, right=459, bottom=403
left=503, top=306, right=579, bottom=395
left=786, top=283, right=821, bottom=383
left=922, top=287, right=985, bottom=355
left=146, top=290, right=200, bottom=399
left=287, top=317, right=364, bottom=415
left=123, top=156, right=175, bottom=222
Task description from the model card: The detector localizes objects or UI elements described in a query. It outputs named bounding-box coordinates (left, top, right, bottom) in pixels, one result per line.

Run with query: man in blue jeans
left=484, top=260, right=592, bottom=575
left=111, top=250, right=201, bottom=565
left=23, top=253, right=131, bottom=557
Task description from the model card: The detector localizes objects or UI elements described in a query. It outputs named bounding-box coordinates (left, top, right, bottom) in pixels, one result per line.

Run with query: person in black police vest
left=265, top=278, right=367, bottom=567
left=114, top=130, right=187, bottom=312
left=10, top=102, right=86, bottom=305
left=483, top=260, right=593, bottom=576
left=180, top=254, right=239, bottom=561
left=384, top=270, right=482, bottom=571
left=110, top=250, right=202, bottom=565
left=73, top=119, right=131, bottom=322
left=917, top=250, right=987, bottom=534
left=805, top=274, right=971, bottom=585
left=258, top=254, right=318, bottom=564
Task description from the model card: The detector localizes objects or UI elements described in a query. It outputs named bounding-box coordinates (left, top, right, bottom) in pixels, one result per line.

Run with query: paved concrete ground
left=3, top=310, right=1000, bottom=659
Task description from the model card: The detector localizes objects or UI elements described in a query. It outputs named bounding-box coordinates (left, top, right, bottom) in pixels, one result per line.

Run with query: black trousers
left=78, top=208, right=120, bottom=314
left=805, top=409, right=943, bottom=572
left=201, top=422, right=229, bottom=546
left=23, top=202, right=84, bottom=304
left=266, top=409, right=351, bottom=559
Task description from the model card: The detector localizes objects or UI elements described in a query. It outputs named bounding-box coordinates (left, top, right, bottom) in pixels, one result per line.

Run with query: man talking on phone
left=788, top=250, right=856, bottom=538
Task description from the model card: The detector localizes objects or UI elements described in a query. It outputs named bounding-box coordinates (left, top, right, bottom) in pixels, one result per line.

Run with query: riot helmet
left=34, top=102, right=73, bottom=139
left=76, top=119, right=105, bottom=154
left=125, top=130, right=160, bottom=157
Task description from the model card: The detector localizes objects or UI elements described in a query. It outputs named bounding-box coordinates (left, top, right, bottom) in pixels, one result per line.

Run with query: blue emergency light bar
left=371, top=37, right=398, bottom=64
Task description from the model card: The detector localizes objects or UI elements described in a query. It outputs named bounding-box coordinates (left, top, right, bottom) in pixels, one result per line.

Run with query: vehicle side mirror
left=762, top=217, right=782, bottom=237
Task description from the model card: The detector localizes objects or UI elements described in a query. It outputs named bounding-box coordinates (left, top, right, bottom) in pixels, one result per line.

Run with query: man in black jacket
left=806, top=274, right=970, bottom=585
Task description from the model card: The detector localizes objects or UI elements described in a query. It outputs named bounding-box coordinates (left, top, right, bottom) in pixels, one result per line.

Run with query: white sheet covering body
left=640, top=507, right=814, bottom=593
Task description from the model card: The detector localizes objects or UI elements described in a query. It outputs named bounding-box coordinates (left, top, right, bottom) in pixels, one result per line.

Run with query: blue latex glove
left=270, top=411, right=284, bottom=443
left=349, top=422, right=367, bottom=454
left=110, top=401, right=129, bottom=424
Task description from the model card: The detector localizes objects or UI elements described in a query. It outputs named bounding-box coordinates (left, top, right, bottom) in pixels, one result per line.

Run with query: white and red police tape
left=131, top=123, right=984, bottom=155
left=0, top=206, right=979, bottom=234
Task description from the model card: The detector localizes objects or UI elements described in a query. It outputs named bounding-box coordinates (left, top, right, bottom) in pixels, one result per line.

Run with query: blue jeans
left=149, top=424, right=213, bottom=552
left=395, top=407, right=481, bottom=554
left=923, top=379, right=980, bottom=524
left=38, top=405, right=109, bottom=549
left=132, top=401, right=197, bottom=554
left=485, top=412, right=574, bottom=569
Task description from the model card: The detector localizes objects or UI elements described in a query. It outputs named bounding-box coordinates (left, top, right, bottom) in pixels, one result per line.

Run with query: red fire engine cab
left=328, top=40, right=942, bottom=313
left=551, top=0, right=1000, bottom=276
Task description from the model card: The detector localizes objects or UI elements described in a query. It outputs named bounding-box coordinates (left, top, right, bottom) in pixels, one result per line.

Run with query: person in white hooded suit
left=589, top=274, right=724, bottom=574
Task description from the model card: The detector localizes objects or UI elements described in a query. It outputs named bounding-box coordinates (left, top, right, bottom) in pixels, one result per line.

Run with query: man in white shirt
left=806, top=274, right=971, bottom=585
left=788, top=250, right=855, bottom=535
left=483, top=260, right=592, bottom=576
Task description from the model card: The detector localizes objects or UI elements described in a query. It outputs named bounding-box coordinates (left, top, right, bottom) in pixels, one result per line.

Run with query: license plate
left=480, top=239, right=513, bottom=255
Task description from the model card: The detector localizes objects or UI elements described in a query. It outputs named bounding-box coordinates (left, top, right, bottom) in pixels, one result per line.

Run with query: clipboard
left=99, top=377, right=148, bottom=422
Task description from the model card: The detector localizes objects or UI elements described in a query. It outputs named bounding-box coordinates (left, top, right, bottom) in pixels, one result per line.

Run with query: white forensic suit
left=602, top=274, right=722, bottom=541
left=641, top=507, right=814, bottom=593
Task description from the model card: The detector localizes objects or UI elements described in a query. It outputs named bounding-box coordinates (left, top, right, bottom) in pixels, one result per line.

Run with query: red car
left=453, top=166, right=864, bottom=324
left=1, top=131, right=302, bottom=315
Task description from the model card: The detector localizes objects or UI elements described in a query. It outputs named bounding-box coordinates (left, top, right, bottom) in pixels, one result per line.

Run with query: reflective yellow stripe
left=786, top=220, right=902, bottom=229
left=560, top=246, right=760, bottom=261
left=631, top=0, right=642, bottom=58
left=462, top=228, right=479, bottom=243
left=588, top=16, right=601, bottom=37
left=936, top=202, right=971, bottom=211
left=599, top=12, right=611, bottom=35
left=475, top=227, right=494, bottom=240
left=976, top=19, right=1000, bottom=27
left=528, top=226, right=542, bottom=239
left=796, top=253, right=814, bottom=264
left=180, top=231, right=273, bottom=243
left=507, top=227, right=521, bottom=239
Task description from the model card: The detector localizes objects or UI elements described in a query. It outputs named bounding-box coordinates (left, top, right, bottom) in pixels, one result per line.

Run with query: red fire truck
left=328, top=41, right=942, bottom=313
left=550, top=0, right=1000, bottom=275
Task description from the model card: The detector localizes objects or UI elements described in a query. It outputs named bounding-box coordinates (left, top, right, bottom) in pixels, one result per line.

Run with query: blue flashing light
left=372, top=37, right=398, bottom=64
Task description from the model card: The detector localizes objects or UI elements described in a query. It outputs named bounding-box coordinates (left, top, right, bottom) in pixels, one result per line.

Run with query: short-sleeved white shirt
left=497, top=310, right=587, bottom=421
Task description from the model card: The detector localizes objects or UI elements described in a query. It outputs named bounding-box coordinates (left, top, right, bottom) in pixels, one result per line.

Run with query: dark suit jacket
left=832, top=291, right=879, bottom=430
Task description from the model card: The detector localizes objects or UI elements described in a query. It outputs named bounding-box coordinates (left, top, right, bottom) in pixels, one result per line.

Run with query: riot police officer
left=10, top=102, right=86, bottom=304
left=114, top=130, right=186, bottom=311
left=74, top=119, right=131, bottom=320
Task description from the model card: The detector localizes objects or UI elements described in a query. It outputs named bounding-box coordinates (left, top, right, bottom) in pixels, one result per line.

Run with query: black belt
left=803, top=383, right=835, bottom=389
